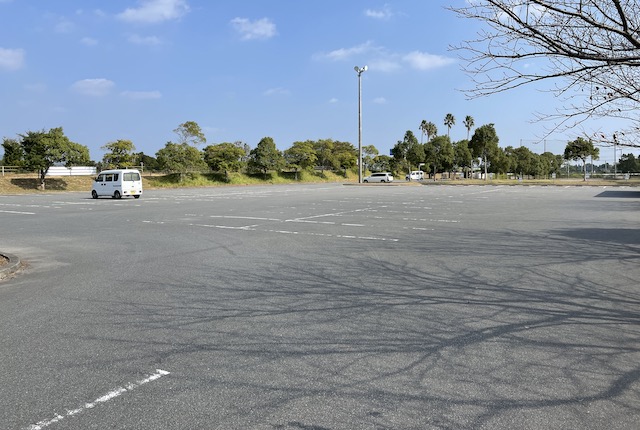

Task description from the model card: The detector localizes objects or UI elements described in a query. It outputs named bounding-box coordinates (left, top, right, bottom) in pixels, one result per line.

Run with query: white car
left=405, top=171, right=424, bottom=181
left=363, top=172, right=394, bottom=183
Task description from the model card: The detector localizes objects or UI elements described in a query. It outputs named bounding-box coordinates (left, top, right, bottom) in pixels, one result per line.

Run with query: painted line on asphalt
left=0, top=210, right=36, bottom=215
left=24, top=369, right=170, bottom=430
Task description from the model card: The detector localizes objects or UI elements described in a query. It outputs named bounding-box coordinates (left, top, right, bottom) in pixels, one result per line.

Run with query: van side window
left=105, top=174, right=113, bottom=182
left=95, top=174, right=104, bottom=182
left=113, top=174, right=119, bottom=181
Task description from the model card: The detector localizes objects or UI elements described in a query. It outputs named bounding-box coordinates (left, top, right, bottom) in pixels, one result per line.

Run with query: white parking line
left=0, top=210, right=35, bottom=215
left=24, top=369, right=170, bottom=430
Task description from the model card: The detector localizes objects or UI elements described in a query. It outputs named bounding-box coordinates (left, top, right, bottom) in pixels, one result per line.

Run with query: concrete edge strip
left=0, top=253, right=21, bottom=280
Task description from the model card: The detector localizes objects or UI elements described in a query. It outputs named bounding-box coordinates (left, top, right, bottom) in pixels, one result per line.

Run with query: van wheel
left=133, top=195, right=140, bottom=199
left=114, top=191, right=121, bottom=199
left=363, top=180, right=368, bottom=183
left=91, top=190, right=98, bottom=199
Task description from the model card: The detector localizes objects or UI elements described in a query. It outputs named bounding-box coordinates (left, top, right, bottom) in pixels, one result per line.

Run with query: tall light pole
left=354, top=65, right=367, bottom=183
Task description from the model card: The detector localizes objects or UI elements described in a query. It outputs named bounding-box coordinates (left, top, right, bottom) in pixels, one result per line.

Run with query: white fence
left=46, top=166, right=97, bottom=176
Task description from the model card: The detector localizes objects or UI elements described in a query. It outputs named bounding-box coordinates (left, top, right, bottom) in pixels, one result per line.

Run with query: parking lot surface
left=1, top=184, right=639, bottom=429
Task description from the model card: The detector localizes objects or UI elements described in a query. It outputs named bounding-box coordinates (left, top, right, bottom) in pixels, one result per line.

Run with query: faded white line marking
left=0, top=210, right=35, bottom=215
left=25, top=369, right=169, bottom=430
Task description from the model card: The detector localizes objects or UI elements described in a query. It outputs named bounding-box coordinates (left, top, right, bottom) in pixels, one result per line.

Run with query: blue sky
left=1, top=0, right=637, bottom=164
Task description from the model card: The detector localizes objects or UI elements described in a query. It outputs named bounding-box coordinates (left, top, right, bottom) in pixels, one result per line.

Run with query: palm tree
left=444, top=113, right=455, bottom=138
left=419, top=120, right=428, bottom=144
left=424, top=122, right=437, bottom=142
left=463, top=115, right=475, bottom=140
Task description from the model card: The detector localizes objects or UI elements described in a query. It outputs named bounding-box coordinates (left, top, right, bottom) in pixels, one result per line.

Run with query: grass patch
left=1, top=170, right=638, bottom=195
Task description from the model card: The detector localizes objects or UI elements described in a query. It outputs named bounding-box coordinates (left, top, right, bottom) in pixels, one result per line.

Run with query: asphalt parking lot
left=1, top=184, right=639, bottom=429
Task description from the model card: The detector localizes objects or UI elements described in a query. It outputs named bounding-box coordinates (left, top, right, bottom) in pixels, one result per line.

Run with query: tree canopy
left=13, top=127, right=91, bottom=189
left=564, top=137, right=600, bottom=180
left=469, top=124, right=500, bottom=180
left=248, top=137, right=284, bottom=177
left=101, top=139, right=136, bottom=169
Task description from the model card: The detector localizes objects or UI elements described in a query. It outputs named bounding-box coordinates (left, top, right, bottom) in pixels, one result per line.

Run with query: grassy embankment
left=0, top=171, right=638, bottom=195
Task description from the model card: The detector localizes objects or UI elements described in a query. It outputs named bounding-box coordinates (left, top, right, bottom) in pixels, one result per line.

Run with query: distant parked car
left=405, top=171, right=424, bottom=181
left=363, top=172, right=394, bottom=183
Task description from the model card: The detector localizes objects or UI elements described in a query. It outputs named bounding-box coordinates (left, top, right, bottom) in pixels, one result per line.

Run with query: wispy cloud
left=402, top=51, right=455, bottom=70
left=313, top=43, right=454, bottom=73
left=263, top=87, right=289, bottom=96
left=128, top=34, right=162, bottom=46
left=230, top=17, right=277, bottom=40
left=373, top=97, right=388, bottom=104
left=314, top=41, right=379, bottom=62
left=80, top=37, right=98, bottom=46
left=365, top=4, right=394, bottom=20
left=71, top=78, right=115, bottom=96
left=117, top=0, right=189, bottom=24
left=0, top=47, right=25, bottom=71
left=54, top=19, right=74, bottom=33
left=121, top=90, right=162, bottom=100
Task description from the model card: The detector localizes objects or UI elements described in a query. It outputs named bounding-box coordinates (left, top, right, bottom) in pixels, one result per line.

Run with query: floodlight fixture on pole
left=355, top=65, right=367, bottom=183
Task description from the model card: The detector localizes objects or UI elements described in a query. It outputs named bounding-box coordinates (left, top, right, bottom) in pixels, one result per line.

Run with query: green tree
left=203, top=143, right=246, bottom=180
left=312, top=139, right=335, bottom=172
left=392, top=130, right=422, bottom=175
left=444, top=113, right=456, bottom=138
left=332, top=140, right=358, bottom=175
left=101, top=139, right=136, bottom=169
left=248, top=137, right=284, bottom=178
left=372, top=154, right=392, bottom=172
left=156, top=142, right=207, bottom=181
left=425, top=135, right=454, bottom=179
left=618, top=153, right=640, bottom=173
left=362, top=145, right=379, bottom=172
left=540, top=152, right=564, bottom=178
left=564, top=137, right=600, bottom=181
left=1, top=138, right=24, bottom=166
left=283, top=140, right=318, bottom=179
left=173, top=121, right=206, bottom=146
left=453, top=139, right=473, bottom=178
left=134, top=152, right=159, bottom=171
left=20, top=127, right=91, bottom=190
left=513, top=146, right=537, bottom=178
left=469, top=124, right=500, bottom=180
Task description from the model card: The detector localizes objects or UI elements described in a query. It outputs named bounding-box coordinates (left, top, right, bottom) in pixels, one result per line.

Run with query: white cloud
left=328, top=98, right=339, bottom=104
left=365, top=5, right=393, bottom=20
left=55, top=19, right=74, bottom=33
left=402, top=51, right=455, bottom=70
left=71, top=78, right=115, bottom=96
left=230, top=17, right=277, bottom=40
left=314, top=41, right=378, bottom=62
left=80, top=37, right=98, bottom=46
left=117, top=0, right=189, bottom=24
left=0, top=47, right=25, bottom=71
left=263, top=87, right=290, bottom=96
left=128, top=34, right=162, bottom=45
left=369, top=59, right=401, bottom=73
left=121, top=90, right=162, bottom=100
left=373, top=97, right=387, bottom=104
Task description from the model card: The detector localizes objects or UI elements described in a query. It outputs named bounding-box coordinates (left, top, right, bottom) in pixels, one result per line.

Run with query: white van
left=405, top=171, right=424, bottom=181
left=91, top=169, right=143, bottom=199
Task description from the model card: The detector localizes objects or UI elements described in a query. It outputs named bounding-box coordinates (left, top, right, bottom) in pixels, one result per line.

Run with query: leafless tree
left=450, top=0, right=640, bottom=148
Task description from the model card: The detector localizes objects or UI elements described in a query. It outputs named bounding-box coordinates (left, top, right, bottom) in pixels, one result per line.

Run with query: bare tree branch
left=449, top=0, right=640, bottom=147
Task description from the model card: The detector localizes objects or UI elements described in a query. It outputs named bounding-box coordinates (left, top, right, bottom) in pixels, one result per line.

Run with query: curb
left=0, top=252, right=21, bottom=280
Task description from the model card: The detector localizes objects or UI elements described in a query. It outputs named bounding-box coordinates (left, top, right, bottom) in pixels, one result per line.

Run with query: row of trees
left=2, top=119, right=632, bottom=188
left=391, top=121, right=610, bottom=181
